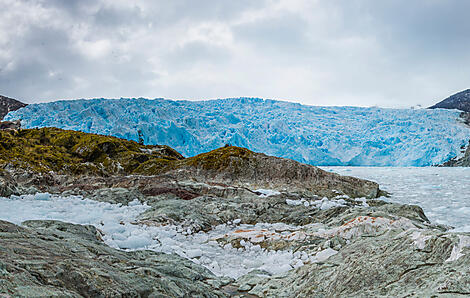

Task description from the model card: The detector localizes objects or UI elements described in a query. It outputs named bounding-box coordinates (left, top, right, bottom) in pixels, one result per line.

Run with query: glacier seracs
left=5, top=97, right=470, bottom=166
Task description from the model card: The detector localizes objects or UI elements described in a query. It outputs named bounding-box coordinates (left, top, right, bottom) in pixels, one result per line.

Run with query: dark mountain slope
left=0, top=95, right=27, bottom=120
left=429, top=89, right=470, bottom=112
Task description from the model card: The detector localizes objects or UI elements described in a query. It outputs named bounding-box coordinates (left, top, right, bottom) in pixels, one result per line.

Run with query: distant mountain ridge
left=0, top=95, right=27, bottom=120
left=5, top=97, right=470, bottom=166
left=429, top=89, right=470, bottom=112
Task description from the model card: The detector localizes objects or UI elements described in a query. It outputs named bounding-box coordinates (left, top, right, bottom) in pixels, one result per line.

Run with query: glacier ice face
left=5, top=97, right=470, bottom=166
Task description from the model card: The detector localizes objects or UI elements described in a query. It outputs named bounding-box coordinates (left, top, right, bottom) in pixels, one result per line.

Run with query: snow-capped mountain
left=5, top=97, right=470, bottom=166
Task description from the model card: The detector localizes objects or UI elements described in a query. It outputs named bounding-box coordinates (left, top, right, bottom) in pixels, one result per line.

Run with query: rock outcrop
left=0, top=95, right=26, bottom=120
left=2, top=185, right=469, bottom=297
left=430, top=89, right=470, bottom=112
left=442, top=143, right=470, bottom=166
left=0, top=220, right=225, bottom=297
left=0, top=119, right=21, bottom=131
left=0, top=128, right=380, bottom=198
left=247, top=227, right=470, bottom=297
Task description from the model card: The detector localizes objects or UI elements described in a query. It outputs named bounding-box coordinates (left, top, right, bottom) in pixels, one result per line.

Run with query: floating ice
left=323, top=166, right=470, bottom=232
left=286, top=197, right=348, bottom=210
left=256, top=189, right=281, bottom=197
left=0, top=194, right=308, bottom=278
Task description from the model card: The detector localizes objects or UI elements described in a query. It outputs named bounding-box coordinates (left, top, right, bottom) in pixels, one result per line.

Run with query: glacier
left=5, top=97, right=470, bottom=166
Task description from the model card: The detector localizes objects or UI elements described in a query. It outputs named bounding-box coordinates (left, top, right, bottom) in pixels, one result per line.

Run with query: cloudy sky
left=0, top=0, right=469, bottom=107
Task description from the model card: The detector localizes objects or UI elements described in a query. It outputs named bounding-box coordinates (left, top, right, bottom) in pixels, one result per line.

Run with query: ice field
left=6, top=97, right=470, bottom=166
left=323, top=166, right=470, bottom=232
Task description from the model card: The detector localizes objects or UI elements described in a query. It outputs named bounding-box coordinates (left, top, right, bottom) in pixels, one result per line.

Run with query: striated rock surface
left=0, top=220, right=226, bottom=297
left=0, top=95, right=26, bottom=120
left=247, top=228, right=470, bottom=297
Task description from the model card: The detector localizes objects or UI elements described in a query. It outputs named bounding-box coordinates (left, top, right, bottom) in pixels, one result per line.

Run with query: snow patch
left=410, top=231, right=432, bottom=249
left=446, top=235, right=470, bottom=262
left=256, top=189, right=281, bottom=197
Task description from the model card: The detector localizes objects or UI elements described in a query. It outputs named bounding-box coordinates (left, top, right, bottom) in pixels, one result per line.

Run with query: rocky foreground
left=1, top=128, right=470, bottom=297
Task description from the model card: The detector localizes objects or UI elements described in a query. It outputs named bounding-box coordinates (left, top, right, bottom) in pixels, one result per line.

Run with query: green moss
left=180, top=146, right=254, bottom=172
left=0, top=129, right=258, bottom=178
left=0, top=128, right=183, bottom=176
left=134, top=158, right=175, bottom=175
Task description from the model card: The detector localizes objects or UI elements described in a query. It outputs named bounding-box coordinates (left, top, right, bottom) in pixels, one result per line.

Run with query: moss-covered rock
left=0, top=128, right=183, bottom=176
left=0, top=129, right=381, bottom=198
left=172, top=146, right=380, bottom=198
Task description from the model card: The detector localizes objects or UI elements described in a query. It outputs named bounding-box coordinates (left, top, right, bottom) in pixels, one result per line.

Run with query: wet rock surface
left=0, top=220, right=226, bottom=297
left=248, top=229, right=470, bottom=297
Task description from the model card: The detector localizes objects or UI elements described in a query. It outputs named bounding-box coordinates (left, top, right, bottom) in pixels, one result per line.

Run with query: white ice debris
left=410, top=231, right=432, bottom=249
left=286, top=197, right=348, bottom=210
left=446, top=235, right=470, bottom=262
left=322, top=166, right=470, bottom=232
left=256, top=189, right=281, bottom=197
left=0, top=193, right=308, bottom=279
left=0, top=194, right=149, bottom=231
left=34, top=192, right=51, bottom=201
left=315, top=248, right=338, bottom=262
left=286, top=199, right=303, bottom=206
left=354, top=197, right=369, bottom=207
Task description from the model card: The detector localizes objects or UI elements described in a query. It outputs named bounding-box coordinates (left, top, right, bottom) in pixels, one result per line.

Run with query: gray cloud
left=0, top=0, right=469, bottom=107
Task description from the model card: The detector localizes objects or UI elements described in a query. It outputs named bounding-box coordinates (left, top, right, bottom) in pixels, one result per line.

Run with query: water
left=322, top=167, right=470, bottom=232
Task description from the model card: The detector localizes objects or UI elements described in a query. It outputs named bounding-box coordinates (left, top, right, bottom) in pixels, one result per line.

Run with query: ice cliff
left=5, top=97, right=470, bottom=166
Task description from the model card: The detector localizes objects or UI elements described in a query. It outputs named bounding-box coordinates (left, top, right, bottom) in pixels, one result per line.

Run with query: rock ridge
left=0, top=95, right=26, bottom=120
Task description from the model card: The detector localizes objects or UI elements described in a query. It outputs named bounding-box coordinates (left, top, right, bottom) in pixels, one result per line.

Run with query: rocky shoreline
left=1, top=128, right=470, bottom=297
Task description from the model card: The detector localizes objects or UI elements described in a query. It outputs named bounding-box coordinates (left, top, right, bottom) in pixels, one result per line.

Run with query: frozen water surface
left=322, top=167, right=470, bottom=232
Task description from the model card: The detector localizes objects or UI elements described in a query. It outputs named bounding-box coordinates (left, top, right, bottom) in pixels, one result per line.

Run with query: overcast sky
left=0, top=0, right=469, bottom=107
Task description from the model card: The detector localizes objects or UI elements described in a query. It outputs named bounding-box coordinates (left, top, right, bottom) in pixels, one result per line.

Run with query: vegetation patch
left=0, top=128, right=257, bottom=177
left=0, top=128, right=183, bottom=175
left=180, top=146, right=254, bottom=172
